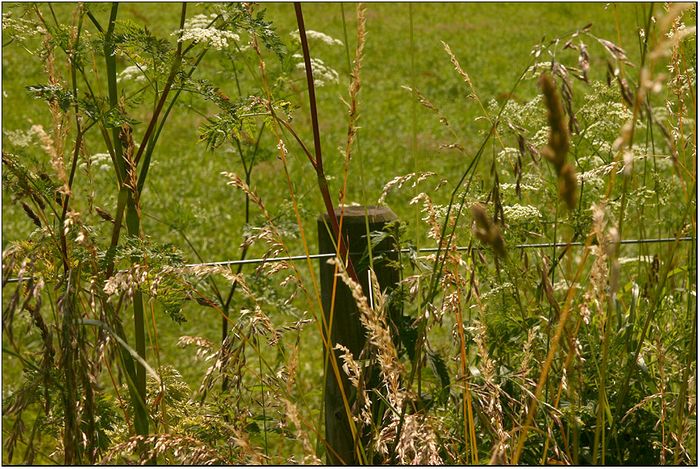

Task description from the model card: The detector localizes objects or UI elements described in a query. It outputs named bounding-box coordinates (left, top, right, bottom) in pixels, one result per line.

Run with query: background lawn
left=2, top=2, right=695, bottom=465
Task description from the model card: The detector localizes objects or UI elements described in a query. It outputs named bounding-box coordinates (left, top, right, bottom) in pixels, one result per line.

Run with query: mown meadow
left=1, top=2, right=696, bottom=464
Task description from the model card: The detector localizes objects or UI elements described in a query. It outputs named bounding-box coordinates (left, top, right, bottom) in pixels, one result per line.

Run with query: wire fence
left=3, top=236, right=694, bottom=284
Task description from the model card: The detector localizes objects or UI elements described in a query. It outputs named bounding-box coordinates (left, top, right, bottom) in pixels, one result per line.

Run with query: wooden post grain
left=318, top=206, right=400, bottom=464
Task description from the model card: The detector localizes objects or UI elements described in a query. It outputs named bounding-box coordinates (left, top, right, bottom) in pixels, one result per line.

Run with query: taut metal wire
left=3, top=236, right=694, bottom=284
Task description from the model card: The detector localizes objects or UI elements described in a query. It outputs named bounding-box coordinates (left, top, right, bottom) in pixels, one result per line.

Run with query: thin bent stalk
left=102, top=2, right=188, bottom=439
left=294, top=2, right=358, bottom=284
left=294, top=4, right=368, bottom=462
left=455, top=261, right=478, bottom=463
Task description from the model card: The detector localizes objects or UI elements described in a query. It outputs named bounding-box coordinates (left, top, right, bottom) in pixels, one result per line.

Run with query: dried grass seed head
left=470, top=203, right=506, bottom=257
left=539, top=72, right=569, bottom=170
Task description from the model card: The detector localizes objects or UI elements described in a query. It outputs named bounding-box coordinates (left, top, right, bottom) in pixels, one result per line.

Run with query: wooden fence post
left=318, top=205, right=400, bottom=465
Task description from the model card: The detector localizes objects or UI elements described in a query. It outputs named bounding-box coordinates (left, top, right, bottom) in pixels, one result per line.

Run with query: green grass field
left=1, top=0, right=640, bottom=395
left=2, top=2, right=695, bottom=464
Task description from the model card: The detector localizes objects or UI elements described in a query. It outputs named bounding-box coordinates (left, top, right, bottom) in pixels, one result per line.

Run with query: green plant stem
left=96, top=2, right=150, bottom=440
left=136, top=45, right=206, bottom=194
left=592, top=300, right=611, bottom=464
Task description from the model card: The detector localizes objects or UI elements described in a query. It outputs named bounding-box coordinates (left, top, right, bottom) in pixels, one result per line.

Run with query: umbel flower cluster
left=173, top=13, right=240, bottom=50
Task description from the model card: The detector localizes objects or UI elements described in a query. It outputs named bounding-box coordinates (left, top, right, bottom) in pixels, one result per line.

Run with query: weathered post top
left=318, top=205, right=398, bottom=225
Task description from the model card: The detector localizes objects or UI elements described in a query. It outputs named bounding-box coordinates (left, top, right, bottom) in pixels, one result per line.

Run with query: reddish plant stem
left=294, top=2, right=358, bottom=283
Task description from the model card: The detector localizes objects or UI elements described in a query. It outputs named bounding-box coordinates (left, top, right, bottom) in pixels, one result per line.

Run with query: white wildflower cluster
left=293, top=54, right=339, bottom=87
left=104, top=264, right=149, bottom=299
left=1, top=13, right=45, bottom=40
left=4, top=128, right=38, bottom=147
left=503, top=204, right=542, bottom=224
left=531, top=127, right=549, bottom=147
left=173, top=14, right=240, bottom=51
left=117, top=64, right=148, bottom=83
left=590, top=138, right=613, bottom=155
left=500, top=182, right=539, bottom=193
left=500, top=173, right=543, bottom=194
left=289, top=29, right=343, bottom=46
left=496, top=147, right=520, bottom=165
left=606, top=101, right=634, bottom=121
left=80, top=152, right=112, bottom=172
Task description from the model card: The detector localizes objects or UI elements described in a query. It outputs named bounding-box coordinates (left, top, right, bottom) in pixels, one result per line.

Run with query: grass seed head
left=471, top=203, right=506, bottom=257
left=539, top=73, right=578, bottom=209
left=558, top=163, right=578, bottom=210
left=539, top=72, right=569, bottom=170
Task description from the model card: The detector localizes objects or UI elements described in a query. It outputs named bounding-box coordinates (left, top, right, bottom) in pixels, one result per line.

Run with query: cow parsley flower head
left=4, top=128, right=37, bottom=147
left=174, top=14, right=240, bottom=50
left=80, top=153, right=112, bottom=172
left=118, top=64, right=148, bottom=83
left=293, top=54, right=339, bottom=87
left=502, top=204, right=542, bottom=224
left=290, top=29, right=343, bottom=46
left=2, top=13, right=45, bottom=40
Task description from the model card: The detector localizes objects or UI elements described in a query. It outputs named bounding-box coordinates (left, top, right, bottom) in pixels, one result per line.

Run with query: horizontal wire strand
left=3, top=236, right=694, bottom=284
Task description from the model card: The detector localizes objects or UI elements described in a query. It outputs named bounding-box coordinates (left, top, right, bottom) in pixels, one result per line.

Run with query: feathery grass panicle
left=344, top=3, right=366, bottom=159
left=331, top=260, right=404, bottom=407
left=379, top=171, right=437, bottom=205
left=410, top=192, right=442, bottom=241
left=394, top=413, right=443, bottom=465
left=442, top=41, right=477, bottom=100
left=283, top=399, right=322, bottom=465
left=221, top=171, right=269, bottom=219
left=539, top=72, right=568, bottom=165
